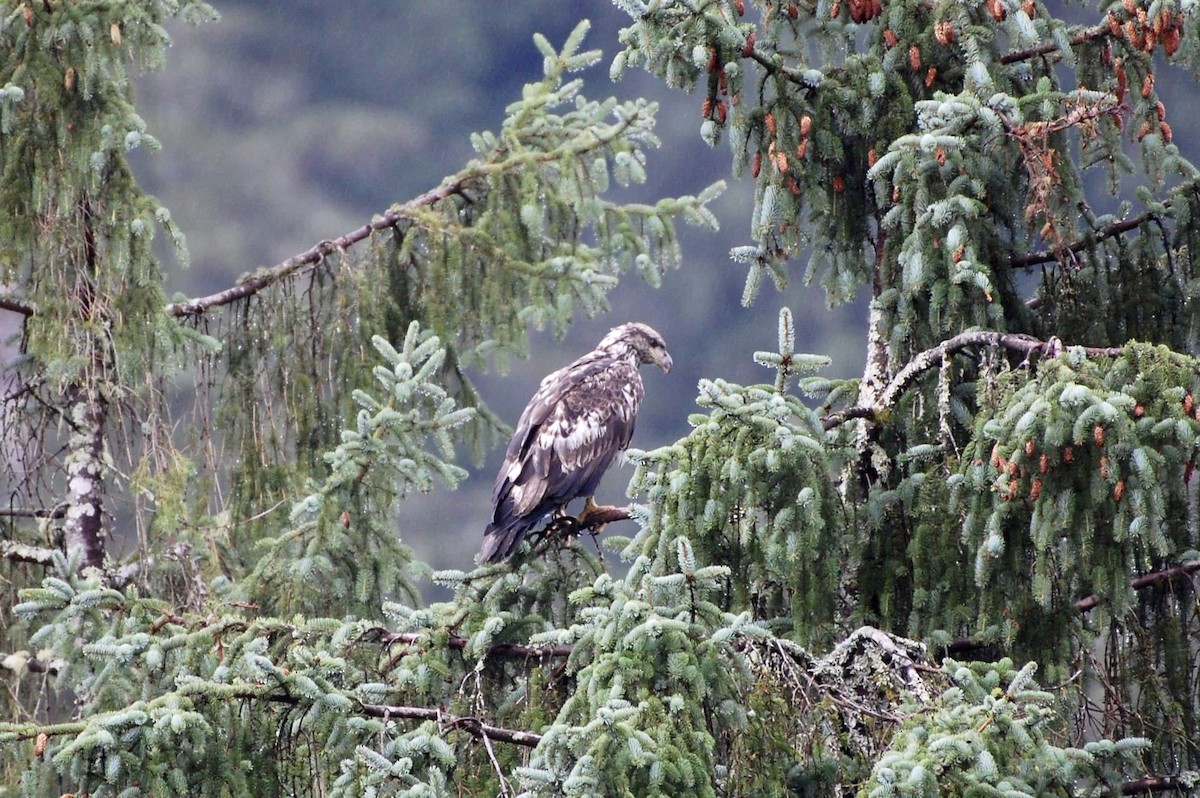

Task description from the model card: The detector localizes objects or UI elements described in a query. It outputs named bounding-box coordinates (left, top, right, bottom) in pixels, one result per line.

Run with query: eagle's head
left=599, top=322, right=672, bottom=374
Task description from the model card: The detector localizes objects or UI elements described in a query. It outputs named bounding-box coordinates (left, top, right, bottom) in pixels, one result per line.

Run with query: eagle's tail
left=479, top=518, right=531, bottom=563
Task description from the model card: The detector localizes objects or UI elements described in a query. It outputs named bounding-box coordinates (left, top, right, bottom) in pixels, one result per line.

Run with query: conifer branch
left=163, top=176, right=478, bottom=318
left=949, top=560, right=1200, bottom=655
left=821, top=331, right=1123, bottom=431
left=181, top=682, right=543, bottom=747
left=744, top=46, right=807, bottom=86
left=165, top=111, right=643, bottom=319
left=999, top=23, right=1110, bottom=65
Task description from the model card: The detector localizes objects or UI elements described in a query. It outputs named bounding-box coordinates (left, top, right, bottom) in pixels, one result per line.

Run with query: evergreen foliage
left=864, top=659, right=1146, bottom=798
left=3, top=1, right=1200, bottom=797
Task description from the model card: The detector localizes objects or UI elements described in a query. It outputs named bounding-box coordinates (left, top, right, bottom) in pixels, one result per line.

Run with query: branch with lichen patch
left=0, top=540, right=59, bottom=566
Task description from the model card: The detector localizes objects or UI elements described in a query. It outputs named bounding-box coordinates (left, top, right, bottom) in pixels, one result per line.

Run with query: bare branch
left=359, top=703, right=543, bottom=748
left=578, top=505, right=632, bottom=529
left=821, top=331, right=1123, bottom=431
left=381, top=630, right=573, bottom=660
left=1121, top=776, right=1186, bottom=794
left=0, top=506, right=65, bottom=519
left=0, top=295, right=35, bottom=317
left=1075, top=561, right=1200, bottom=612
left=1008, top=214, right=1151, bottom=270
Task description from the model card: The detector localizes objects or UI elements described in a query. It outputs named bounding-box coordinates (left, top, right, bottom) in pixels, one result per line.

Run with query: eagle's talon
left=578, top=497, right=617, bottom=533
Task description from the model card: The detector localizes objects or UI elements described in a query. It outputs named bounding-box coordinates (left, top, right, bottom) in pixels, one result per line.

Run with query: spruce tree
left=1, top=2, right=1198, bottom=797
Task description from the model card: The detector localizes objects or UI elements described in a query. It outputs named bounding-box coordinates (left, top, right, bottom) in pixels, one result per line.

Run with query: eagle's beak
left=657, top=351, right=673, bottom=374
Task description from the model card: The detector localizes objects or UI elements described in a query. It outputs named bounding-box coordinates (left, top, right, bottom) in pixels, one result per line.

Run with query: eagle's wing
left=483, top=354, right=644, bottom=560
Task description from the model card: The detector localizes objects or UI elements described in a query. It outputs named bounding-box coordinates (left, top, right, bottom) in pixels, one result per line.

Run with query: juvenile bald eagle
left=480, top=322, right=672, bottom=563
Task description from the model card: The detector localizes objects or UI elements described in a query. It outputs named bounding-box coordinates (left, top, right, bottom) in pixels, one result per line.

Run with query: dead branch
left=1121, top=776, right=1186, bottom=794
left=359, top=703, right=543, bottom=747
left=1008, top=214, right=1152, bottom=270
left=821, top=331, right=1122, bottom=431
left=0, top=295, right=35, bottom=317
left=1075, top=561, right=1200, bottom=612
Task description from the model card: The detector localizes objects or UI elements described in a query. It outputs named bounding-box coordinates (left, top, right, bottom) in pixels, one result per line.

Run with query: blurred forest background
left=129, top=1, right=866, bottom=572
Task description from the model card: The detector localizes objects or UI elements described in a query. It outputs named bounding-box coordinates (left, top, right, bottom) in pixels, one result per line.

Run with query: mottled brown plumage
left=480, top=323, right=672, bottom=562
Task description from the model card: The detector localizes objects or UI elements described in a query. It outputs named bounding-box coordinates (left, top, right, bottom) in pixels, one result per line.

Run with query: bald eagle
left=480, top=322, right=672, bottom=562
